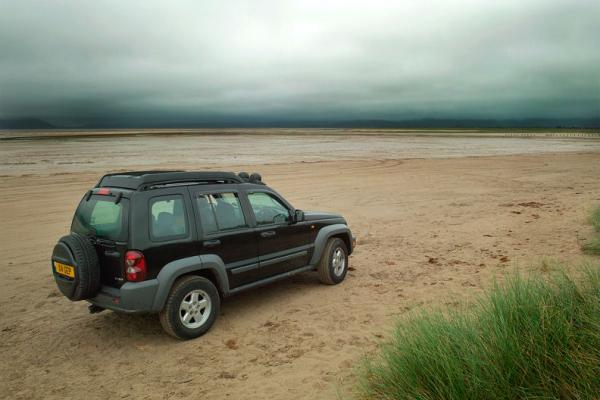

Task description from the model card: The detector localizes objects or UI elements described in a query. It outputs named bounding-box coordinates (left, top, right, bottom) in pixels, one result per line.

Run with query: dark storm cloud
left=0, top=0, right=599, bottom=125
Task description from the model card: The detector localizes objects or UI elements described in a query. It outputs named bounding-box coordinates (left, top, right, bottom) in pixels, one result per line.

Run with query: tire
left=159, top=276, right=220, bottom=340
left=51, top=233, right=101, bottom=301
left=317, top=237, right=349, bottom=285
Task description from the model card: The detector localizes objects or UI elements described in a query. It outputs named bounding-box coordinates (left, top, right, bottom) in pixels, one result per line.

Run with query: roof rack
left=97, top=171, right=245, bottom=191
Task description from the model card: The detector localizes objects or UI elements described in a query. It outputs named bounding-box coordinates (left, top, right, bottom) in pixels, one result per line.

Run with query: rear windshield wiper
left=83, top=228, right=98, bottom=244
left=84, top=229, right=116, bottom=247
left=95, top=237, right=116, bottom=248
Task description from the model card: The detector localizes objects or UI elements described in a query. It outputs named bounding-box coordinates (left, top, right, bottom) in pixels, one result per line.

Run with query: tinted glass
left=150, top=195, right=187, bottom=240
left=72, top=196, right=127, bottom=241
left=196, top=195, right=218, bottom=234
left=247, top=192, right=290, bottom=225
left=196, top=193, right=247, bottom=234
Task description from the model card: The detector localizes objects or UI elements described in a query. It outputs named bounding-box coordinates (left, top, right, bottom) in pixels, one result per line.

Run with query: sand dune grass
left=582, top=206, right=600, bottom=255
left=359, top=267, right=600, bottom=400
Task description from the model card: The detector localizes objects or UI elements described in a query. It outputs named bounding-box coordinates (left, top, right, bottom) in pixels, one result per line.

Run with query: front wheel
left=159, top=276, right=220, bottom=340
left=317, top=238, right=348, bottom=285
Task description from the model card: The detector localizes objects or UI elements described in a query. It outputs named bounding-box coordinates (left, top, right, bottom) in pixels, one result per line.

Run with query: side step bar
left=227, top=265, right=314, bottom=296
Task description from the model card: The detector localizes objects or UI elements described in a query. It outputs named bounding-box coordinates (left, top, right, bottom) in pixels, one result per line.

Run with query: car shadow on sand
left=87, top=271, right=321, bottom=343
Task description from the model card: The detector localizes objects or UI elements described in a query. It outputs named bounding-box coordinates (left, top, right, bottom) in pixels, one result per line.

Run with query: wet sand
left=1, top=129, right=600, bottom=175
left=1, top=131, right=599, bottom=399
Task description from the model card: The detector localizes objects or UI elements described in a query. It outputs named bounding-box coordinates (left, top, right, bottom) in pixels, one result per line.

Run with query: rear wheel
left=159, top=276, right=220, bottom=340
left=317, top=238, right=348, bottom=285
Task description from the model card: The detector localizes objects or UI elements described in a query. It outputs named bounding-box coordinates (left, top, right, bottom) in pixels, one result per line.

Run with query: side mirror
left=292, top=209, right=304, bottom=223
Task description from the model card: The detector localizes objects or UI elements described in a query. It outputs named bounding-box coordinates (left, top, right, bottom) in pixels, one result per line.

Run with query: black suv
left=51, top=171, right=355, bottom=339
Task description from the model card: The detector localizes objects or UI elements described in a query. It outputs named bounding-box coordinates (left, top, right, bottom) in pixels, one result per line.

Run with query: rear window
left=71, top=195, right=128, bottom=241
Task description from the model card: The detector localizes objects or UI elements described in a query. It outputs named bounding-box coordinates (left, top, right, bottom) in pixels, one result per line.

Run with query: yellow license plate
left=54, top=261, right=75, bottom=278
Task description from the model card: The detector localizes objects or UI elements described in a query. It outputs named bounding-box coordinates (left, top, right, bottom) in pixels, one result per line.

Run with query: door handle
left=261, top=231, right=276, bottom=238
left=203, top=239, right=221, bottom=247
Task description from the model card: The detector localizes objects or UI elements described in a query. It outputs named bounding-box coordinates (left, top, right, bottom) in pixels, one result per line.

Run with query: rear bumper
left=87, top=279, right=159, bottom=313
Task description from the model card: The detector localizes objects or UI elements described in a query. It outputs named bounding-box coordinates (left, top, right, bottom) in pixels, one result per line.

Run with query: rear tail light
left=96, top=188, right=111, bottom=195
left=125, top=250, right=147, bottom=282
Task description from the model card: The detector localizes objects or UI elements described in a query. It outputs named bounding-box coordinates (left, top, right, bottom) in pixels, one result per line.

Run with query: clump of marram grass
left=583, top=206, right=600, bottom=255
left=591, top=206, right=600, bottom=232
left=358, top=267, right=600, bottom=400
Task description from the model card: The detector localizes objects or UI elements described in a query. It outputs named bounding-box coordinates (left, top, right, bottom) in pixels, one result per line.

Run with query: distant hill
left=79, top=117, right=599, bottom=129
left=1, top=117, right=598, bottom=130
left=318, top=118, right=600, bottom=129
left=0, top=118, right=55, bottom=129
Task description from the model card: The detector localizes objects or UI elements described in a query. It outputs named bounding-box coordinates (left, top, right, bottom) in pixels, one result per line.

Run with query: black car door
left=131, top=188, right=198, bottom=282
left=189, top=187, right=259, bottom=289
left=244, top=190, right=310, bottom=279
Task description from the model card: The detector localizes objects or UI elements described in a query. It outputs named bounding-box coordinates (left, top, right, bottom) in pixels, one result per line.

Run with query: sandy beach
left=1, top=131, right=599, bottom=399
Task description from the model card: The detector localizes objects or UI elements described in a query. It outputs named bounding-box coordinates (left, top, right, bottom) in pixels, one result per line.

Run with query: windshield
left=71, top=195, right=128, bottom=241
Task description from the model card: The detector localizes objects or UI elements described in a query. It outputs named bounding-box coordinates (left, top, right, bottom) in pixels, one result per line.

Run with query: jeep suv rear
left=51, top=171, right=355, bottom=339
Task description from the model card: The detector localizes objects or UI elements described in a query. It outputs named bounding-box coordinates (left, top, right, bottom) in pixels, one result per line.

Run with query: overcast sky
left=1, top=0, right=599, bottom=125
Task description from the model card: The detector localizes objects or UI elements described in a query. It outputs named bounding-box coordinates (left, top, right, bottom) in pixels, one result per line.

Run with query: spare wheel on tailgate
left=51, top=232, right=101, bottom=301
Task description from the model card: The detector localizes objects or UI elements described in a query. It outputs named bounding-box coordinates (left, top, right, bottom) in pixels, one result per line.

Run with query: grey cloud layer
left=1, top=0, right=599, bottom=124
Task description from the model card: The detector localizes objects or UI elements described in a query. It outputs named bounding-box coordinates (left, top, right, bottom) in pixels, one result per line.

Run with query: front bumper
left=87, top=279, right=160, bottom=314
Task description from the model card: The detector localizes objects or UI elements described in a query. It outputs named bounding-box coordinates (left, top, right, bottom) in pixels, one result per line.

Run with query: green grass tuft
left=583, top=206, right=600, bottom=255
left=583, top=238, right=600, bottom=255
left=358, top=268, right=600, bottom=400
left=590, top=206, right=600, bottom=233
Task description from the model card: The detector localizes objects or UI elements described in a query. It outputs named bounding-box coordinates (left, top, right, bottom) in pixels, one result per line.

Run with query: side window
left=247, top=192, right=290, bottom=225
left=150, top=195, right=188, bottom=240
left=196, top=192, right=247, bottom=234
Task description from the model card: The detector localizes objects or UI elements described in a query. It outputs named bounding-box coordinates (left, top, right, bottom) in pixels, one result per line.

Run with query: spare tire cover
left=51, top=233, right=101, bottom=301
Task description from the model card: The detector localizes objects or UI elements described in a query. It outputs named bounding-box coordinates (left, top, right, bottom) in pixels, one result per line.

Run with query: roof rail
left=97, top=171, right=244, bottom=191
